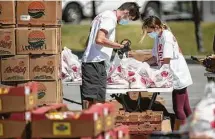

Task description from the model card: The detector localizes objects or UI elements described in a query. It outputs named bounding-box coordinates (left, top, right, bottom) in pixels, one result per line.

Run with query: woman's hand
left=128, top=51, right=136, bottom=58
left=163, top=58, right=171, bottom=64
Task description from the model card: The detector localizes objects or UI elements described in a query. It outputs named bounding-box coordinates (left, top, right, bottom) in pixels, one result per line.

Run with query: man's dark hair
left=118, top=2, right=140, bottom=21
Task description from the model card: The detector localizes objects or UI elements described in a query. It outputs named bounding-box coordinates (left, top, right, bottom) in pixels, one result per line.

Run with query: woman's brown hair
left=139, top=16, right=169, bottom=43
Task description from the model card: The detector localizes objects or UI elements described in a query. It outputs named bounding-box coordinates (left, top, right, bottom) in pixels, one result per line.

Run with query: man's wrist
left=117, top=44, right=124, bottom=49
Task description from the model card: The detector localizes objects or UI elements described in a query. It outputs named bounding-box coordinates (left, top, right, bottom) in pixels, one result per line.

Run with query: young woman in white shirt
left=130, top=16, right=193, bottom=125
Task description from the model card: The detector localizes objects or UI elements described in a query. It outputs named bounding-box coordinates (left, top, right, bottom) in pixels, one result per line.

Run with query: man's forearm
left=96, top=37, right=123, bottom=49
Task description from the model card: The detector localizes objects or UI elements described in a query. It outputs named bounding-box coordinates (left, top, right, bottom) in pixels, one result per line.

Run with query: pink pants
left=172, top=88, right=192, bottom=120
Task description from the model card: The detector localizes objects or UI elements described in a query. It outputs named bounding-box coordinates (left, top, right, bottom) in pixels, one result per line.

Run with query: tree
left=192, top=1, right=204, bottom=52
left=92, top=1, right=97, bottom=20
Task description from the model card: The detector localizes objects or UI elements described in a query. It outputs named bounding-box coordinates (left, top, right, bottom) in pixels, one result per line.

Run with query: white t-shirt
left=152, top=30, right=193, bottom=89
left=82, top=10, right=117, bottom=69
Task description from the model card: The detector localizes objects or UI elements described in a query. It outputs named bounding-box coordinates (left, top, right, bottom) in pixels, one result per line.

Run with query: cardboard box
left=16, top=1, right=62, bottom=26
left=0, top=1, right=15, bottom=25
left=118, top=119, right=171, bottom=135
left=0, top=28, right=15, bottom=55
left=16, top=27, right=61, bottom=54
left=0, top=120, right=26, bottom=138
left=1, top=55, right=30, bottom=81
left=0, top=82, right=17, bottom=87
left=91, top=103, right=116, bottom=132
left=18, top=80, right=62, bottom=106
left=116, top=110, right=163, bottom=123
left=108, top=100, right=123, bottom=111
left=0, top=82, right=38, bottom=113
left=58, top=79, right=63, bottom=103
left=30, top=55, right=60, bottom=81
left=32, top=104, right=103, bottom=138
left=0, top=58, right=2, bottom=81
left=114, top=125, right=130, bottom=139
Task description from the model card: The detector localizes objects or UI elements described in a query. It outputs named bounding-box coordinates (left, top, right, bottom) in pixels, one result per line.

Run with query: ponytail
left=139, top=29, right=147, bottom=44
left=162, top=23, right=171, bottom=31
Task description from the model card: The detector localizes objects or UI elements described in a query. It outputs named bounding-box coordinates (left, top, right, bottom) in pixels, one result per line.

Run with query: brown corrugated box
left=31, top=105, right=104, bottom=138
left=58, top=79, right=63, bottom=103
left=0, top=120, right=26, bottom=138
left=117, top=119, right=171, bottom=135
left=16, top=27, right=61, bottom=54
left=0, top=82, right=38, bottom=113
left=18, top=80, right=62, bottom=106
left=0, top=1, right=16, bottom=25
left=116, top=110, right=163, bottom=123
left=0, top=58, right=2, bottom=81
left=0, top=28, right=15, bottom=55
left=16, top=1, right=62, bottom=26
left=0, top=82, right=17, bottom=88
left=30, top=55, right=60, bottom=81
left=1, top=55, right=30, bottom=81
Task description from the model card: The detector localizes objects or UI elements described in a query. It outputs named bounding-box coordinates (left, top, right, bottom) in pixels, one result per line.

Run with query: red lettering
left=33, top=66, right=54, bottom=74
left=4, top=66, right=26, bottom=75
left=157, top=43, right=164, bottom=64
left=158, top=44, right=162, bottom=51
left=0, top=40, right=12, bottom=49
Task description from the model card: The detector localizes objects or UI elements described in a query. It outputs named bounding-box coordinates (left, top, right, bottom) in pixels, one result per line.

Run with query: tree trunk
left=192, top=1, right=204, bottom=52
left=92, top=1, right=96, bottom=20
left=213, top=34, right=215, bottom=53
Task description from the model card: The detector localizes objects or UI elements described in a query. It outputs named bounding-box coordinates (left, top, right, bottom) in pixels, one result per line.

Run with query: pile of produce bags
left=61, top=48, right=173, bottom=89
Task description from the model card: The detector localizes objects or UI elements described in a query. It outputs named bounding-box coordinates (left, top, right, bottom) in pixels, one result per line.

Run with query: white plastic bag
left=61, top=47, right=82, bottom=82
left=119, top=58, right=172, bottom=88
left=108, top=53, right=121, bottom=78
left=107, top=53, right=130, bottom=87
left=180, top=82, right=215, bottom=138
left=150, top=64, right=173, bottom=88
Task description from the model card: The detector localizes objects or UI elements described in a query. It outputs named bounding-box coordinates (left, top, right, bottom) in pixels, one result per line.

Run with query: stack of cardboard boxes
left=0, top=84, right=129, bottom=139
left=109, top=93, right=171, bottom=139
left=0, top=82, right=38, bottom=138
left=0, top=1, right=62, bottom=106
left=31, top=103, right=130, bottom=139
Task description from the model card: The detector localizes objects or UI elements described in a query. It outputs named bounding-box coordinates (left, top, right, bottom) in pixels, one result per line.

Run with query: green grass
left=62, top=21, right=215, bottom=55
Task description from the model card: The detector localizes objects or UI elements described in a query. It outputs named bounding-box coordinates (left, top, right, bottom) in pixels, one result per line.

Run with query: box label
left=3, top=60, right=27, bottom=81
left=96, top=119, right=102, bottom=131
left=0, top=88, right=9, bottom=95
left=29, top=95, right=34, bottom=105
left=0, top=30, right=14, bottom=55
left=0, top=123, right=3, bottom=136
left=28, top=2, right=45, bottom=19
left=20, top=15, right=31, bottom=21
left=106, top=116, right=112, bottom=127
left=32, top=60, right=55, bottom=80
left=53, top=122, right=71, bottom=136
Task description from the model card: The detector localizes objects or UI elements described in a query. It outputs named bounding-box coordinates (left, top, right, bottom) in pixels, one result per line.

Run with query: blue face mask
left=119, top=19, right=129, bottom=25
left=148, top=32, right=158, bottom=39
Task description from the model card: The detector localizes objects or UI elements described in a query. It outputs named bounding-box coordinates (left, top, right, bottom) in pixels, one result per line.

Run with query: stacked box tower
left=0, top=0, right=63, bottom=106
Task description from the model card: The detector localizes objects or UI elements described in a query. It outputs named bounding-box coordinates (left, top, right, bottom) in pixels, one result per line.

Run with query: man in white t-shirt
left=81, top=2, right=140, bottom=108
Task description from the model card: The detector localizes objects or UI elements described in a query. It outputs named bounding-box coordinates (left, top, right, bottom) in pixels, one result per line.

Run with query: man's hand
left=119, top=39, right=131, bottom=53
left=118, top=39, right=132, bottom=58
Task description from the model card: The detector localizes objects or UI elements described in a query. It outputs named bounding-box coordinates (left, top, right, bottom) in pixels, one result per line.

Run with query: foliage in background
left=62, top=21, right=215, bottom=55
